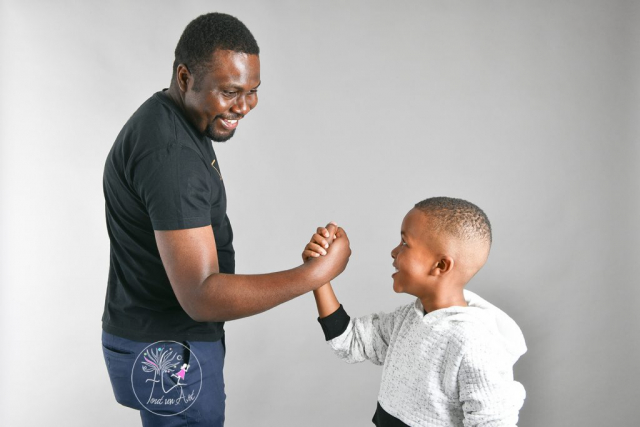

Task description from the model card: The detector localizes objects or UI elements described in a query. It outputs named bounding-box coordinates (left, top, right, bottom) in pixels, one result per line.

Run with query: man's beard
left=206, top=125, right=235, bottom=142
left=205, top=118, right=237, bottom=142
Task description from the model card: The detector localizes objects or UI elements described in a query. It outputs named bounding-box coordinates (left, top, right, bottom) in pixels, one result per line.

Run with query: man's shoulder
left=111, top=91, right=203, bottom=165
left=122, top=92, right=176, bottom=144
left=106, top=92, right=210, bottom=182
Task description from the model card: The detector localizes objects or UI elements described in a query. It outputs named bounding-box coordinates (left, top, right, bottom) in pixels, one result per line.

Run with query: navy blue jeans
left=102, top=330, right=226, bottom=426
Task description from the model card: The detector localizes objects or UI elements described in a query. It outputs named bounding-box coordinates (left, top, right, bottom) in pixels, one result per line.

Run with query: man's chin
left=207, top=128, right=235, bottom=142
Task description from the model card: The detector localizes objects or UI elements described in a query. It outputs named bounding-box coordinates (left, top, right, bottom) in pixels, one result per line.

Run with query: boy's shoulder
left=437, top=308, right=495, bottom=342
left=442, top=292, right=527, bottom=365
left=433, top=313, right=511, bottom=374
left=444, top=309, right=499, bottom=343
left=383, top=299, right=422, bottom=321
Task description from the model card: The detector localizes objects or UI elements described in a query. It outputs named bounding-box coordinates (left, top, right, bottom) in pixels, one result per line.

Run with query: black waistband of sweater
left=372, top=402, right=410, bottom=427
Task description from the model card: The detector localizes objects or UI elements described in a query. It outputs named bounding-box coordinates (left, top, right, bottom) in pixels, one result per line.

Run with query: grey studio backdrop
left=0, top=1, right=638, bottom=426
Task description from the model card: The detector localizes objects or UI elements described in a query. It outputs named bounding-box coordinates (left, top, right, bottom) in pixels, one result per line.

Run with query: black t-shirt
left=102, top=91, right=234, bottom=342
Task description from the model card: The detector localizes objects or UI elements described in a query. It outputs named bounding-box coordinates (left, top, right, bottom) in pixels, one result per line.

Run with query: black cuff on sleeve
left=317, top=304, right=351, bottom=341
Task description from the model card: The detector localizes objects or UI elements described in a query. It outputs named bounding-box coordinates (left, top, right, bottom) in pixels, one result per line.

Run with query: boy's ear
left=433, top=256, right=454, bottom=276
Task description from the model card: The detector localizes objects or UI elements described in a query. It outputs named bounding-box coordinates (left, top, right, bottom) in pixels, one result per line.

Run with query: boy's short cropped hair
left=414, top=197, right=492, bottom=245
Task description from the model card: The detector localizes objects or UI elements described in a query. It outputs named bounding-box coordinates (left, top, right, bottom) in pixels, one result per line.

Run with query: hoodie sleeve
left=321, top=304, right=410, bottom=366
left=457, top=328, right=526, bottom=427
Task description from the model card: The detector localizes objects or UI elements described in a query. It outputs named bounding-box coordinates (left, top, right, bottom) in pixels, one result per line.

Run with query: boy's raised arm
left=303, top=224, right=396, bottom=366
left=302, top=223, right=342, bottom=318
left=313, top=284, right=340, bottom=318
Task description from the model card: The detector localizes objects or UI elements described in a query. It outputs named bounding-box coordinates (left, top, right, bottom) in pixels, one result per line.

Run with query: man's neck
left=164, top=86, right=203, bottom=134
left=164, top=85, right=185, bottom=111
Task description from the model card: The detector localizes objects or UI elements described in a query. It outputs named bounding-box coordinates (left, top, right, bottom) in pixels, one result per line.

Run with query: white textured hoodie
left=328, top=290, right=527, bottom=427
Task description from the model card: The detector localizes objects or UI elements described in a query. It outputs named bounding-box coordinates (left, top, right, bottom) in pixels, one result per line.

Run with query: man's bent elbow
left=183, top=304, right=226, bottom=323
left=179, top=294, right=225, bottom=322
left=185, top=307, right=207, bottom=323
left=173, top=273, right=226, bottom=322
left=181, top=293, right=231, bottom=323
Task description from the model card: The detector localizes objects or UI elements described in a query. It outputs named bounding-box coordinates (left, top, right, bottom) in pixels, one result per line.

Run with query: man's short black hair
left=172, top=12, right=259, bottom=87
left=414, top=197, right=492, bottom=245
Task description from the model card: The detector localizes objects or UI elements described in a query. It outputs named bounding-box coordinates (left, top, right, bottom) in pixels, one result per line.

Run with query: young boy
left=303, top=197, right=526, bottom=427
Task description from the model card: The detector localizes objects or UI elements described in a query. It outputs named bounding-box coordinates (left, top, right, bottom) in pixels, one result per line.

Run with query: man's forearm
left=188, top=260, right=331, bottom=322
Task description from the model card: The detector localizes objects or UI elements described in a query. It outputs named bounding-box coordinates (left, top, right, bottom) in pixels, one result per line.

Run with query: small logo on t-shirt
left=131, top=341, right=202, bottom=416
left=211, top=159, right=223, bottom=180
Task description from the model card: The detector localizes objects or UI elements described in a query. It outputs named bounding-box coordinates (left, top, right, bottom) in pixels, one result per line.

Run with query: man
left=102, top=13, right=350, bottom=426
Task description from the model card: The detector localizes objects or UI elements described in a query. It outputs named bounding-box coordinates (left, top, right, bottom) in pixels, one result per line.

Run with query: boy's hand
left=302, top=222, right=339, bottom=262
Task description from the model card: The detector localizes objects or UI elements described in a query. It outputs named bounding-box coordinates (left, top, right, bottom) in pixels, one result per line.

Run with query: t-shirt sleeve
left=132, top=144, right=212, bottom=230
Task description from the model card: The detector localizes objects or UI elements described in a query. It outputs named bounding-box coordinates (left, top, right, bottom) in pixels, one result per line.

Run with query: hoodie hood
left=414, top=290, right=527, bottom=365
left=463, top=289, right=527, bottom=364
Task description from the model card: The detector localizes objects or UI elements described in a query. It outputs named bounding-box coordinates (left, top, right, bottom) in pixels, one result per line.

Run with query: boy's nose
left=391, top=245, right=399, bottom=259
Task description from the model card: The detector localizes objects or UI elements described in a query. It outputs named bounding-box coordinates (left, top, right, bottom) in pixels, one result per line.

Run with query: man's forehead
left=206, top=50, right=259, bottom=73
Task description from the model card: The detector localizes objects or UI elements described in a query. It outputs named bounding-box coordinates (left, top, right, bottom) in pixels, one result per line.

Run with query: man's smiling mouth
left=219, top=118, right=239, bottom=130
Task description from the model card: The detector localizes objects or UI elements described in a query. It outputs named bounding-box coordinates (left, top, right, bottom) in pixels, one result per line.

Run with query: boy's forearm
left=313, top=282, right=340, bottom=318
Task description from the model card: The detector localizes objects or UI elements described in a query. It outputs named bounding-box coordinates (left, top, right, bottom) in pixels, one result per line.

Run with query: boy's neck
left=420, top=291, right=467, bottom=314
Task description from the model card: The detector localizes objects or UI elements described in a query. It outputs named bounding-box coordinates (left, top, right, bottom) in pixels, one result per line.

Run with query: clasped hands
left=301, top=223, right=351, bottom=281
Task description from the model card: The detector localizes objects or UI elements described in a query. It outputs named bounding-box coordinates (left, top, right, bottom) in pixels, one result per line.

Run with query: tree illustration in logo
left=141, top=346, right=182, bottom=402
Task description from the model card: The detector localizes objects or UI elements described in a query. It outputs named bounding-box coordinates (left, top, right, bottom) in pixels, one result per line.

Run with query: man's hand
left=302, top=223, right=351, bottom=282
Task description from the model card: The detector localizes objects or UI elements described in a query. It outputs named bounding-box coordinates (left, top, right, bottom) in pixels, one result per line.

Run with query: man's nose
left=231, top=95, right=250, bottom=116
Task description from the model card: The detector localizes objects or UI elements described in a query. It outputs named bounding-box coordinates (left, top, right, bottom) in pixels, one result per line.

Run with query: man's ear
left=175, top=64, right=192, bottom=93
left=432, top=256, right=454, bottom=276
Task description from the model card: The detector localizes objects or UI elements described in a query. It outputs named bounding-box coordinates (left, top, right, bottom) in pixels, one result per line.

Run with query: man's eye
left=222, top=91, right=237, bottom=97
